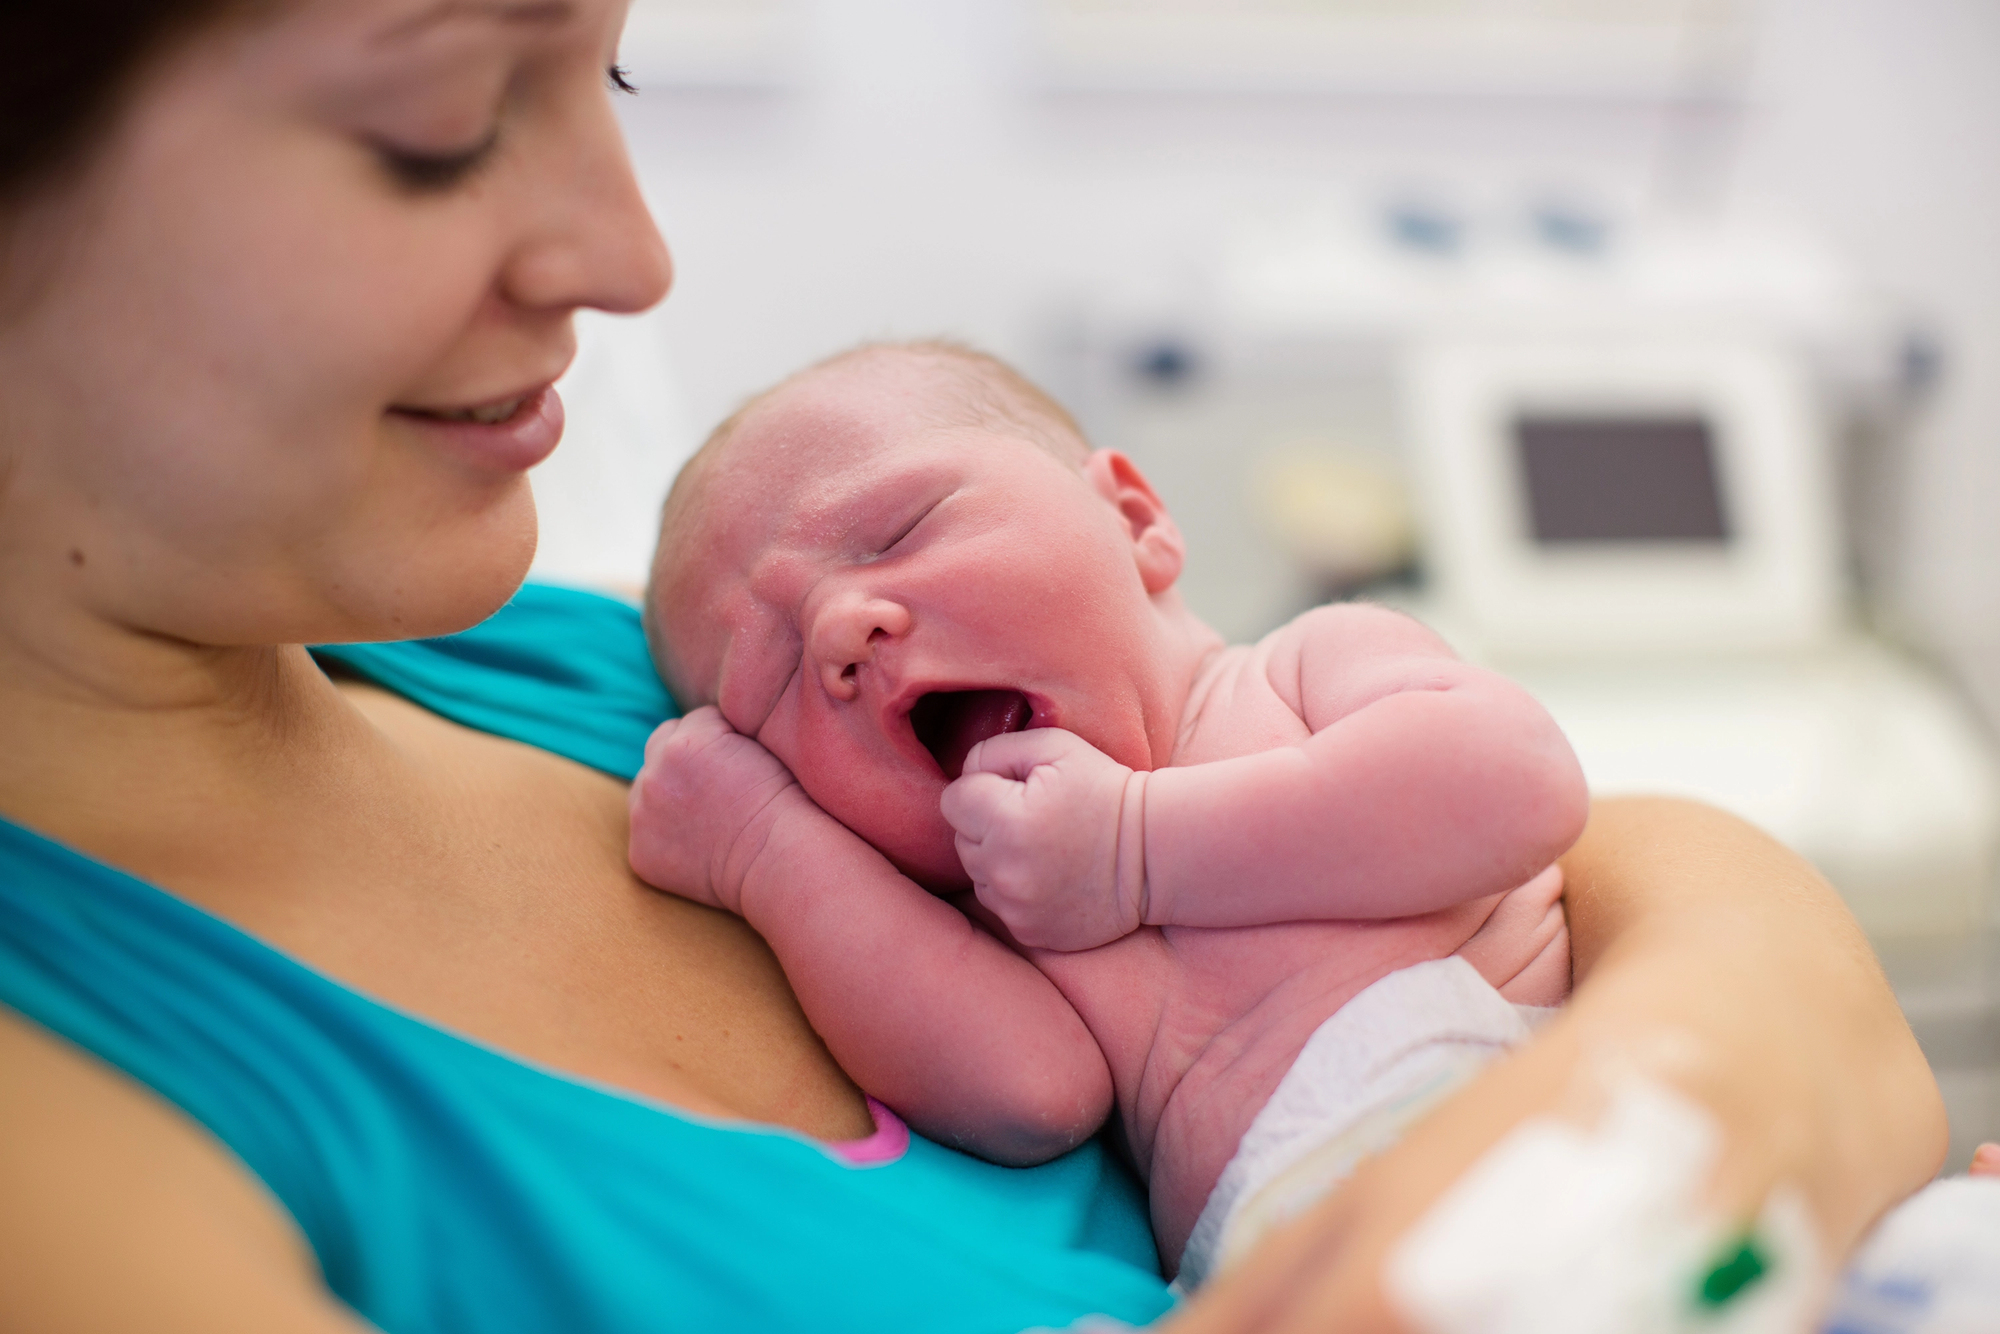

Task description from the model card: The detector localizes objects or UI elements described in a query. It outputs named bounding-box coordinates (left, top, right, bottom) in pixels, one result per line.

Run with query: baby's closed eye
left=872, top=498, right=943, bottom=557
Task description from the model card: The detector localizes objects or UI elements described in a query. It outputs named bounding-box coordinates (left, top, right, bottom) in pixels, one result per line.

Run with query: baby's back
left=1020, top=621, right=1571, bottom=1266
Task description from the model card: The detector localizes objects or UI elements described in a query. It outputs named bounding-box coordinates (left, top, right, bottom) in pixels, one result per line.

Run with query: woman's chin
left=320, top=490, right=540, bottom=643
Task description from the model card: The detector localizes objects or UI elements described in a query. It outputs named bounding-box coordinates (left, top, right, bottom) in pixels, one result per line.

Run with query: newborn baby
left=630, top=342, right=1587, bottom=1281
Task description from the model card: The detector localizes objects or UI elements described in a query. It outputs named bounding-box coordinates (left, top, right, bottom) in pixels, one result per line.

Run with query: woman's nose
left=500, top=94, right=673, bottom=316
left=809, top=592, right=913, bottom=701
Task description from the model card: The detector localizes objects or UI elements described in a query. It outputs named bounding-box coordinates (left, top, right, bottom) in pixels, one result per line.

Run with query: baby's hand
left=628, top=706, right=805, bottom=916
left=940, top=728, right=1147, bottom=951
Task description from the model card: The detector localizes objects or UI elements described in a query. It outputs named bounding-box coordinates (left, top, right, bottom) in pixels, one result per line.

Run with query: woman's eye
left=374, top=128, right=501, bottom=193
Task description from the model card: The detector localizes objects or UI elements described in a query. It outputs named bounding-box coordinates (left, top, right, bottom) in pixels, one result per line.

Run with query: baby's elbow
left=1511, top=719, right=1590, bottom=864
left=959, top=1070, right=1114, bottom=1168
left=1451, top=685, right=1590, bottom=868
left=971, top=1123, right=1092, bottom=1169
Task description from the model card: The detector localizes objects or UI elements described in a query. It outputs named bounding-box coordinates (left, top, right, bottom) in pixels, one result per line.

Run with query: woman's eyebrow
left=371, top=0, right=577, bottom=46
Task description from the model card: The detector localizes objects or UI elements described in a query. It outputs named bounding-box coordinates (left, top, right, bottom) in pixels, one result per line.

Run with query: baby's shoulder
left=1173, top=640, right=1311, bottom=763
left=1255, top=601, right=1448, bottom=682
left=1177, top=605, right=1458, bottom=760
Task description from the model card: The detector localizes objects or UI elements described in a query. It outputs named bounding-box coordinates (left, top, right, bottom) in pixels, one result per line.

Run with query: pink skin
left=631, top=349, right=1588, bottom=1267
left=650, top=358, right=1202, bottom=889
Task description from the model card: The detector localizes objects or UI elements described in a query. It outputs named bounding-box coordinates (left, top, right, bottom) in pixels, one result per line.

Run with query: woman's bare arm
left=1170, top=796, right=1946, bottom=1332
left=0, top=1009, right=378, bottom=1334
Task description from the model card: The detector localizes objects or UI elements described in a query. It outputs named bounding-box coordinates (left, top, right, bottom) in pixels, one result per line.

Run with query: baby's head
left=646, top=341, right=1189, bottom=889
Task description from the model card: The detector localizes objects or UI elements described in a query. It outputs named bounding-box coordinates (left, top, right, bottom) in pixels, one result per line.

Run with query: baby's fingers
left=643, top=706, right=734, bottom=763
left=641, top=716, right=685, bottom=766
left=939, top=771, right=1021, bottom=842
left=960, top=727, right=1085, bottom=782
left=675, top=705, right=737, bottom=745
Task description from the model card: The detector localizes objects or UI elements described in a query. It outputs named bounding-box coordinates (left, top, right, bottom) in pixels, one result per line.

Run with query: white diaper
left=1176, top=956, right=1546, bottom=1288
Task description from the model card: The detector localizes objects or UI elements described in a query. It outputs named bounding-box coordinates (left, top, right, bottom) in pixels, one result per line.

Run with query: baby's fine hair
left=645, top=340, right=1092, bottom=693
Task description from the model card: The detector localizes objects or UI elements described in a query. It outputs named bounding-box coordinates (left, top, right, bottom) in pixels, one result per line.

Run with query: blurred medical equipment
left=1062, top=199, right=2000, bottom=950
left=1388, top=1078, right=1820, bottom=1334
left=1401, top=335, right=1999, bottom=943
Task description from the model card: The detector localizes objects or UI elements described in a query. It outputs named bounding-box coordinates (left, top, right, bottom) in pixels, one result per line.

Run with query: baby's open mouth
left=909, top=690, right=1031, bottom=781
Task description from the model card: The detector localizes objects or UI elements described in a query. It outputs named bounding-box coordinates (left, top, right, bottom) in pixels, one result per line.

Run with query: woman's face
left=0, top=0, right=671, bottom=647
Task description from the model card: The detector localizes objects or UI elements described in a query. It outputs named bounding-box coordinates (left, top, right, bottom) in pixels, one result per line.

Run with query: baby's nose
left=810, top=593, right=912, bottom=701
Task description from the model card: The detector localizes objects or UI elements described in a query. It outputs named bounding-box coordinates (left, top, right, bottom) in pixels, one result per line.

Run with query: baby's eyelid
left=876, top=498, right=943, bottom=557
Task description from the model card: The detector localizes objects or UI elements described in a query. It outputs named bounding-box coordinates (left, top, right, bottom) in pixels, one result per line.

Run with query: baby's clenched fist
left=940, top=727, right=1150, bottom=952
left=628, top=706, right=805, bottom=916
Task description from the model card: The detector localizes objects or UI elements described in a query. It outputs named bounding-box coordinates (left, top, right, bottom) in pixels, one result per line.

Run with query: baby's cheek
left=800, top=763, right=967, bottom=892
left=775, top=695, right=969, bottom=889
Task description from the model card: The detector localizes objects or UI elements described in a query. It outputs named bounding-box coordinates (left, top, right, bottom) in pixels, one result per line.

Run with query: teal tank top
left=0, top=582, right=1173, bottom=1334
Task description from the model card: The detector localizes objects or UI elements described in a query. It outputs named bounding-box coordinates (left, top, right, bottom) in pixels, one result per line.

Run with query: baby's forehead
left=704, top=365, right=985, bottom=525
left=660, top=382, right=960, bottom=631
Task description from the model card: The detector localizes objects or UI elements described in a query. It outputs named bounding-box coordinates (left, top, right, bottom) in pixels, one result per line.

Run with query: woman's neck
left=0, top=588, right=374, bottom=852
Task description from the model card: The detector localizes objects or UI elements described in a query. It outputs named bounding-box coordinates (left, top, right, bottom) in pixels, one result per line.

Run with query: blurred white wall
left=624, top=0, right=1703, bottom=388
left=1725, top=0, right=2000, bottom=720
left=614, top=0, right=1997, bottom=711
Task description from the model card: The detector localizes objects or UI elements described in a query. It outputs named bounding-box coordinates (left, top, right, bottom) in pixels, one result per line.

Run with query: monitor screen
left=1513, top=413, right=1732, bottom=545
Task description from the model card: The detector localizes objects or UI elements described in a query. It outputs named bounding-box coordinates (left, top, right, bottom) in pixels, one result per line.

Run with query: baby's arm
left=947, top=604, right=1586, bottom=947
left=628, top=709, right=1112, bottom=1165
left=1140, top=603, right=1586, bottom=926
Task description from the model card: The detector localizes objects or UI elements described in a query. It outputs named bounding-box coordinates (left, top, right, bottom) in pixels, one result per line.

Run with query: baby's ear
left=1085, top=450, right=1184, bottom=595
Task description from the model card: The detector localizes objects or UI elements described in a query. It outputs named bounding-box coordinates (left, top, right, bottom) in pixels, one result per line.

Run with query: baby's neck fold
left=1144, top=591, right=1227, bottom=770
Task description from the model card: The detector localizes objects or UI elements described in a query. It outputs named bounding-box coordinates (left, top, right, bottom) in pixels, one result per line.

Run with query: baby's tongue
left=918, top=689, right=1032, bottom=781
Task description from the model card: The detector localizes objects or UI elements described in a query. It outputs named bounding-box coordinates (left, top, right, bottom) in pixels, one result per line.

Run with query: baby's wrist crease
left=1122, top=768, right=1153, bottom=929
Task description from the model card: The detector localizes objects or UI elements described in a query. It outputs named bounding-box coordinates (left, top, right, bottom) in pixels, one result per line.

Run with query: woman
left=0, top=1, right=1944, bottom=1330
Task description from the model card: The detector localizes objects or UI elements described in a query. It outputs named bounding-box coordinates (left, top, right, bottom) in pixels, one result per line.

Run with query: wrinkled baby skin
left=632, top=347, right=1588, bottom=1267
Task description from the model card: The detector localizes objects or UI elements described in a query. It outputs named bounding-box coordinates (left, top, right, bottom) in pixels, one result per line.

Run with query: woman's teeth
left=433, top=397, right=526, bottom=425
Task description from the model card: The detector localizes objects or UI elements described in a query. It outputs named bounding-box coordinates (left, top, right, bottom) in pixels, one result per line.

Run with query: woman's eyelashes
left=366, top=59, right=636, bottom=194
left=373, top=127, right=502, bottom=193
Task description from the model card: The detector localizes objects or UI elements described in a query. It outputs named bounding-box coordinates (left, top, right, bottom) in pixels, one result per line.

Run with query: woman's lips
left=389, top=384, right=564, bottom=472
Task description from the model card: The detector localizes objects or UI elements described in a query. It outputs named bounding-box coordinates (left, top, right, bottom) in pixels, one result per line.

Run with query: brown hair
left=1, top=0, right=248, bottom=206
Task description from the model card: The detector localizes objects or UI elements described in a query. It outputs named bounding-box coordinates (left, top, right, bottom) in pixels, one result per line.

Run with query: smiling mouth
left=909, top=689, right=1032, bottom=780
left=395, top=395, right=531, bottom=425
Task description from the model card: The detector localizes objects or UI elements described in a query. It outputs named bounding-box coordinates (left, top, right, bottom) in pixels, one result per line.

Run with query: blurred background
left=534, top=0, right=2000, bottom=1167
